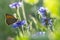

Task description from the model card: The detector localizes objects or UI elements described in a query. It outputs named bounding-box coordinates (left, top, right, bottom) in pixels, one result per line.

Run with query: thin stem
left=16, top=7, right=21, bottom=20
left=22, top=1, right=26, bottom=20
left=21, top=0, right=28, bottom=25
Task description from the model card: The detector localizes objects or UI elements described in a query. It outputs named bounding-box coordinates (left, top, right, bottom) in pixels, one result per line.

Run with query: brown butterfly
left=5, top=14, right=18, bottom=25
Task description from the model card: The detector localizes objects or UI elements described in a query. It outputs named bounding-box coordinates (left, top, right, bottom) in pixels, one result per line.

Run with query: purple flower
left=41, top=17, right=52, bottom=26
left=41, top=17, right=48, bottom=26
left=9, top=2, right=23, bottom=8
left=12, top=20, right=26, bottom=28
left=38, top=7, right=47, bottom=17
left=41, top=17, right=54, bottom=31
left=38, top=7, right=54, bottom=31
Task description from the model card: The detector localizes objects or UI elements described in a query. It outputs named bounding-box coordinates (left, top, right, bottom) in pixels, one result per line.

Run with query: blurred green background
left=0, top=0, right=60, bottom=40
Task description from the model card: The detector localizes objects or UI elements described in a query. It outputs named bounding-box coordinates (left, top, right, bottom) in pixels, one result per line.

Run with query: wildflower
left=12, top=20, right=26, bottom=28
left=24, top=0, right=39, bottom=5
left=9, top=2, right=23, bottom=8
left=38, top=7, right=53, bottom=26
left=38, top=7, right=54, bottom=31
left=38, top=7, right=48, bottom=17
left=41, top=17, right=54, bottom=31
left=41, top=17, right=48, bottom=26
left=41, top=17, right=52, bottom=26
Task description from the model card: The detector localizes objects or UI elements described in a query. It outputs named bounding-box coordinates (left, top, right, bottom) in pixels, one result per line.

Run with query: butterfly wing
left=6, top=14, right=17, bottom=25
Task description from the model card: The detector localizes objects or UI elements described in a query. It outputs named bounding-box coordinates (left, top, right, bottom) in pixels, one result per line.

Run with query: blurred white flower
left=32, top=31, right=46, bottom=38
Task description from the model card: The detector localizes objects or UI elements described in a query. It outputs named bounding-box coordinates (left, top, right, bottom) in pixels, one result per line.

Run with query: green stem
left=16, top=7, right=21, bottom=20
left=22, top=1, right=26, bottom=20
left=16, top=7, right=21, bottom=39
left=21, top=0, right=28, bottom=34
left=21, top=0, right=28, bottom=25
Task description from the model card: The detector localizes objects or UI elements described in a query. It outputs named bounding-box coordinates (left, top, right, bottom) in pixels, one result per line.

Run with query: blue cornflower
left=38, top=7, right=54, bottom=31
left=12, top=20, right=26, bottom=28
left=41, top=17, right=52, bottom=26
left=41, top=17, right=48, bottom=26
left=9, top=2, right=23, bottom=8
left=38, top=7, right=47, bottom=17
left=41, top=17, right=54, bottom=31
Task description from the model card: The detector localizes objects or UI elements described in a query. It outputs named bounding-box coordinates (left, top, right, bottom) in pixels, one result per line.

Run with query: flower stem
left=22, top=2, right=26, bottom=20
left=21, top=0, right=28, bottom=25
left=16, top=7, right=21, bottom=20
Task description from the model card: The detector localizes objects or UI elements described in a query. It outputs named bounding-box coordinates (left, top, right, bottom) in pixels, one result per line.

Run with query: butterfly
left=5, top=14, right=18, bottom=25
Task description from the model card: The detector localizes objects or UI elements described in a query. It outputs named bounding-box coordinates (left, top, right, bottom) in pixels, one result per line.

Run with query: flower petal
left=12, top=20, right=26, bottom=28
left=9, top=2, right=23, bottom=8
